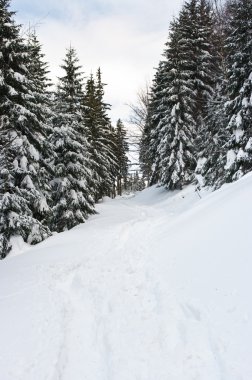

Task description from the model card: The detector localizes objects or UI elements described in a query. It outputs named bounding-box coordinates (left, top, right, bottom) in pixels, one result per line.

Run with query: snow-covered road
left=0, top=177, right=252, bottom=380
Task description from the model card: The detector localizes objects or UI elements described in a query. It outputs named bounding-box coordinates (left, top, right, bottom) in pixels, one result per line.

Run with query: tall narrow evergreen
left=141, top=61, right=168, bottom=185
left=158, top=16, right=196, bottom=189
left=222, top=0, right=252, bottom=182
left=140, top=0, right=216, bottom=190
left=195, top=84, right=229, bottom=188
left=115, top=119, right=129, bottom=195
left=26, top=30, right=54, bottom=222
left=0, top=0, right=51, bottom=257
left=83, top=69, right=118, bottom=201
left=195, top=1, right=229, bottom=188
left=50, top=47, right=95, bottom=232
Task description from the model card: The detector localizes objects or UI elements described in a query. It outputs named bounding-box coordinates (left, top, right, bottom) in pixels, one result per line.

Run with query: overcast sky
left=11, top=0, right=183, bottom=124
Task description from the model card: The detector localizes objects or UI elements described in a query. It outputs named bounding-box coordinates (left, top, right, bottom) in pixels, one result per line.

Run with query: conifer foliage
left=83, top=70, right=118, bottom=201
left=114, top=119, right=129, bottom=195
left=2, top=0, right=252, bottom=258
left=139, top=0, right=252, bottom=192
left=0, top=0, right=51, bottom=257
left=0, top=1, right=122, bottom=258
left=141, top=0, right=215, bottom=190
left=223, top=0, right=252, bottom=182
left=50, top=47, right=96, bottom=232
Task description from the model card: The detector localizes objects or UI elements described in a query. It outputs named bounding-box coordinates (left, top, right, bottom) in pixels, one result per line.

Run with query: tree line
left=0, top=0, right=129, bottom=258
left=139, top=0, right=252, bottom=190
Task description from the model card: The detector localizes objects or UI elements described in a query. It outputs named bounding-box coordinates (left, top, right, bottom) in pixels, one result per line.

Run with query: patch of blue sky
left=11, top=0, right=113, bottom=21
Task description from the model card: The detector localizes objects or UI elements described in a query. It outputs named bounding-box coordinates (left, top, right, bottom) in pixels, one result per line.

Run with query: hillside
left=0, top=174, right=251, bottom=380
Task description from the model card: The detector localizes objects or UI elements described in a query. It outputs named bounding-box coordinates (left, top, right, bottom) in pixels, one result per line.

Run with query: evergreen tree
left=140, top=61, right=168, bottom=185
left=158, top=16, right=196, bottom=189
left=133, top=171, right=146, bottom=192
left=222, top=0, right=252, bottom=182
left=191, top=0, right=216, bottom=124
left=50, top=47, right=95, bottom=232
left=83, top=69, right=118, bottom=201
left=115, top=119, right=129, bottom=195
left=195, top=1, right=229, bottom=188
left=141, top=0, right=216, bottom=190
left=195, top=85, right=229, bottom=188
left=26, top=29, right=55, bottom=222
left=56, top=46, right=84, bottom=114
left=0, top=0, right=51, bottom=257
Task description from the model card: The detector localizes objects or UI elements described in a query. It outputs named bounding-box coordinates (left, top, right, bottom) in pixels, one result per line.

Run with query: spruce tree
left=191, top=0, right=216, bottom=124
left=83, top=70, right=118, bottom=201
left=158, top=16, right=196, bottom=189
left=26, top=29, right=54, bottom=223
left=115, top=119, right=129, bottom=195
left=195, top=1, right=229, bottom=188
left=195, top=85, right=229, bottom=188
left=50, top=47, right=95, bottom=232
left=222, top=0, right=252, bottom=182
left=141, top=61, right=168, bottom=185
left=141, top=0, right=216, bottom=190
left=0, top=0, right=51, bottom=257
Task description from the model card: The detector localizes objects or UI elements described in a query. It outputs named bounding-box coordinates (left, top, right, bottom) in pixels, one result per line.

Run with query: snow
left=13, top=72, right=26, bottom=83
left=7, top=85, right=18, bottom=96
left=21, top=174, right=35, bottom=189
left=0, top=174, right=252, bottom=380
left=20, top=156, right=27, bottom=171
left=245, top=137, right=252, bottom=151
left=38, top=197, right=49, bottom=213
left=225, top=149, right=236, bottom=169
left=234, top=127, right=244, bottom=142
left=235, top=112, right=243, bottom=128
left=8, top=236, right=30, bottom=257
left=237, top=148, right=248, bottom=161
left=29, top=145, right=40, bottom=161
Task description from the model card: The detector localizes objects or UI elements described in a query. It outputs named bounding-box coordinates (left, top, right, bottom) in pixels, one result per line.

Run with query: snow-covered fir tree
left=127, top=171, right=146, bottom=192
left=50, top=47, right=96, bottom=232
left=114, top=119, right=129, bottom=195
left=222, top=0, right=252, bottom=182
left=140, top=61, right=168, bottom=185
left=140, top=0, right=216, bottom=190
left=83, top=69, right=118, bottom=201
left=158, top=15, right=197, bottom=189
left=191, top=0, right=216, bottom=124
left=25, top=29, right=55, bottom=223
left=195, top=2, right=229, bottom=188
left=195, top=84, right=229, bottom=188
left=0, top=0, right=51, bottom=257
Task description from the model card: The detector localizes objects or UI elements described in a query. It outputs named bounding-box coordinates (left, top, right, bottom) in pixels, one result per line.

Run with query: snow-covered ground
left=0, top=174, right=252, bottom=380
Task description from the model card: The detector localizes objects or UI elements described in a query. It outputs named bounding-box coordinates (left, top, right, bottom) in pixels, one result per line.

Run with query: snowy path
left=0, top=179, right=252, bottom=380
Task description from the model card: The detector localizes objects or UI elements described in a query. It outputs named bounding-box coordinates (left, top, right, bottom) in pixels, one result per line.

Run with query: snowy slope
left=0, top=174, right=252, bottom=380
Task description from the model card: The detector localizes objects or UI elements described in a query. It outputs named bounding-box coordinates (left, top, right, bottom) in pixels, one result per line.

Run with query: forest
left=0, top=0, right=252, bottom=258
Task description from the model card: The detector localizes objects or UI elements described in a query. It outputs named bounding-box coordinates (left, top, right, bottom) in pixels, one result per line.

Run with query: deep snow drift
left=0, top=174, right=252, bottom=380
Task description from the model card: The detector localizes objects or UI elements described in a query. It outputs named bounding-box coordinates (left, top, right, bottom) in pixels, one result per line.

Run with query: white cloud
left=12, top=0, right=183, bottom=124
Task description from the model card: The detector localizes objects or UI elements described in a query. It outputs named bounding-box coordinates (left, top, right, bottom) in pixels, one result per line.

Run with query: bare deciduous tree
left=128, top=82, right=150, bottom=133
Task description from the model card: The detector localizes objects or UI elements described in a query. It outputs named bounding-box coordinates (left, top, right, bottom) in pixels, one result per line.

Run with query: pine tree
left=191, top=0, right=216, bottom=124
left=195, top=1, right=229, bottom=188
left=26, top=29, right=55, bottom=223
left=157, top=15, right=197, bottom=190
left=56, top=46, right=84, bottom=114
left=115, top=119, right=129, bottom=195
left=195, top=85, right=229, bottom=188
left=50, top=47, right=96, bottom=232
left=141, top=0, right=216, bottom=190
left=83, top=69, right=118, bottom=201
left=140, top=61, right=168, bottom=185
left=222, top=0, right=252, bottom=182
left=0, top=0, right=51, bottom=257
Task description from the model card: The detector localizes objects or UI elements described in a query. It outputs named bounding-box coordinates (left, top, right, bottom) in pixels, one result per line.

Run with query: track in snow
left=0, top=181, right=252, bottom=380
